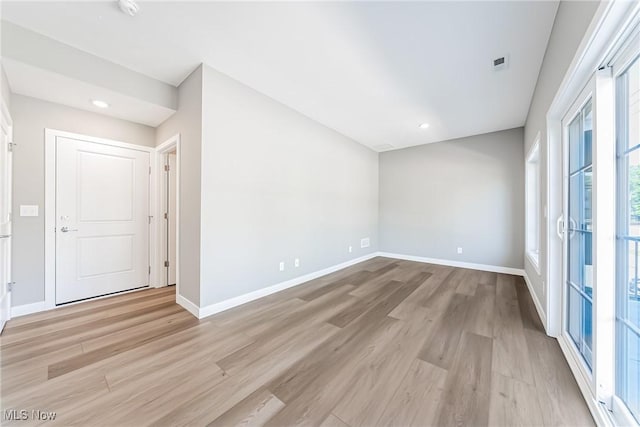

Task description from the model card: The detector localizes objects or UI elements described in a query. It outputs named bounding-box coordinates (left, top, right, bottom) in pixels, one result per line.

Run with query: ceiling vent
left=492, top=55, right=509, bottom=71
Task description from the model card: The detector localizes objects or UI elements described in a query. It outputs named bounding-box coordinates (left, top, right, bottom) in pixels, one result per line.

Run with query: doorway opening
left=163, top=149, right=177, bottom=287
left=155, top=134, right=180, bottom=296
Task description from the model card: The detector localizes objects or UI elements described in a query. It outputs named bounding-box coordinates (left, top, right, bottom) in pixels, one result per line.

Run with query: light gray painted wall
left=199, top=65, right=379, bottom=307
left=10, top=94, right=155, bottom=306
left=523, top=1, right=599, bottom=309
left=379, top=128, right=525, bottom=269
left=155, top=66, right=203, bottom=305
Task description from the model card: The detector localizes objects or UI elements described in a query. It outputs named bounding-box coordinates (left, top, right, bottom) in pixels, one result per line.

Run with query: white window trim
left=525, top=134, right=541, bottom=275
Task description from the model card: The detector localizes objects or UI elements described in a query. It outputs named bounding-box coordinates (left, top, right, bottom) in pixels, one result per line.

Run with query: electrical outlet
left=348, top=246, right=353, bottom=253
left=457, top=247, right=463, bottom=254
left=360, top=238, right=370, bottom=248
left=295, top=258, right=300, bottom=268
left=279, top=262, right=285, bottom=271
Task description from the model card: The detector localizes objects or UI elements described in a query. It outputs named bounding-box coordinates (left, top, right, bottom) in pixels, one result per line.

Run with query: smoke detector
left=492, top=55, right=509, bottom=71
left=118, top=0, right=140, bottom=16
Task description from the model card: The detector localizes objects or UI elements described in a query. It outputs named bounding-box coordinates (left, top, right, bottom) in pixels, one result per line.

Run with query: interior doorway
left=164, top=150, right=177, bottom=286
left=155, top=134, right=180, bottom=294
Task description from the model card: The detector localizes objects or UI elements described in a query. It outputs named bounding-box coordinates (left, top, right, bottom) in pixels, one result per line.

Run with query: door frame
left=559, top=77, right=596, bottom=395
left=44, top=129, right=156, bottom=309
left=154, top=134, right=180, bottom=297
left=0, top=97, right=13, bottom=331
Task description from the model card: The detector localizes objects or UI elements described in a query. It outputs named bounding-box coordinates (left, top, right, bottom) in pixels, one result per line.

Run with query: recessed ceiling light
left=419, top=123, right=430, bottom=129
left=91, top=99, right=109, bottom=108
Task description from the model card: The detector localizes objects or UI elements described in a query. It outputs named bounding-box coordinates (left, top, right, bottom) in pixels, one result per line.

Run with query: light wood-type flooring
left=0, top=257, right=594, bottom=426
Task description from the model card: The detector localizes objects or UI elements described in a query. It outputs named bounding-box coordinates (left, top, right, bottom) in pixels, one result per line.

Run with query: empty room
left=0, top=0, right=638, bottom=425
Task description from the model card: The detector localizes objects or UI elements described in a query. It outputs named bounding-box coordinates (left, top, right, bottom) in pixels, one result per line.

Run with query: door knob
left=60, top=226, right=78, bottom=232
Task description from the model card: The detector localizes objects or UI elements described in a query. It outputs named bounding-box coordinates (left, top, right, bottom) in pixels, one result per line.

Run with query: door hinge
left=148, top=215, right=153, bottom=224
left=164, top=212, right=168, bottom=219
left=149, top=166, right=151, bottom=175
left=148, top=266, right=151, bottom=275
left=164, top=164, right=170, bottom=172
left=164, top=260, right=170, bottom=267
left=8, top=141, right=16, bottom=152
left=7, top=282, right=15, bottom=292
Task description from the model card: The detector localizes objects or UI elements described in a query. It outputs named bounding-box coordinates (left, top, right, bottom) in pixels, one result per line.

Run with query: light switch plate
left=20, top=205, right=39, bottom=217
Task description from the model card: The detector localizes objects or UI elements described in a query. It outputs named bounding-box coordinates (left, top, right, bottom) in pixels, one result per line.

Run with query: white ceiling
left=1, top=1, right=558, bottom=150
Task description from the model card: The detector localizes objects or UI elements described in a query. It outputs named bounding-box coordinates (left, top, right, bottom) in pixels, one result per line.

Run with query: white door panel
left=56, top=137, right=149, bottom=304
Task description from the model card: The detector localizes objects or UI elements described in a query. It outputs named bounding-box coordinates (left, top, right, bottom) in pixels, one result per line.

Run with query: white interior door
left=55, top=136, right=150, bottom=304
left=167, top=152, right=176, bottom=286
left=0, top=108, right=12, bottom=331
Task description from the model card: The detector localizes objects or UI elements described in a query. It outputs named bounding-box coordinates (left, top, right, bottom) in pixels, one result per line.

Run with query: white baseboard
left=522, top=273, right=548, bottom=333
left=194, top=252, right=379, bottom=319
left=9, top=286, right=154, bottom=319
left=557, top=335, right=613, bottom=427
left=11, top=301, right=48, bottom=318
left=377, top=252, right=525, bottom=276
left=176, top=294, right=200, bottom=318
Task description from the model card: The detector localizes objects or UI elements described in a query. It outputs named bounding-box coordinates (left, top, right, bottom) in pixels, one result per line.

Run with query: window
left=616, top=53, right=640, bottom=424
left=566, top=98, right=594, bottom=371
left=526, top=138, right=541, bottom=271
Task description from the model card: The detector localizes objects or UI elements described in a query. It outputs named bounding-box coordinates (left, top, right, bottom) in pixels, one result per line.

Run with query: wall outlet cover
left=348, top=246, right=353, bottom=253
left=20, top=205, right=39, bottom=217
left=360, top=238, right=370, bottom=248
left=457, top=247, right=463, bottom=254
left=279, top=262, right=285, bottom=271
left=294, top=258, right=300, bottom=268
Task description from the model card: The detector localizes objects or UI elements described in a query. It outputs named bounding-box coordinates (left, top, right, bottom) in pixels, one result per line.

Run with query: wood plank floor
left=0, top=257, right=594, bottom=426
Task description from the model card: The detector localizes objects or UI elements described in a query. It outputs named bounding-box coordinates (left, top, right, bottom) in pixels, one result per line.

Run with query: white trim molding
left=184, top=253, right=379, bottom=319
left=523, top=273, right=548, bottom=332
left=154, top=134, right=181, bottom=296
left=175, top=293, right=199, bottom=318
left=10, top=286, right=153, bottom=318
left=11, top=301, right=47, bottom=318
left=557, top=335, right=614, bottom=427
left=377, top=252, right=525, bottom=276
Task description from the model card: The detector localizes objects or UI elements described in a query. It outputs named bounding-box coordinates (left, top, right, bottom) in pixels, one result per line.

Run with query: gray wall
left=10, top=94, right=155, bottom=305
left=523, top=1, right=599, bottom=308
left=379, top=128, right=524, bottom=269
left=199, top=65, right=379, bottom=307
left=156, top=66, right=203, bottom=306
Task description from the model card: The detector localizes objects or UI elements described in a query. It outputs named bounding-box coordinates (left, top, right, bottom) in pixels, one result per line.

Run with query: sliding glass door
left=564, top=95, right=594, bottom=371
left=616, top=52, right=640, bottom=423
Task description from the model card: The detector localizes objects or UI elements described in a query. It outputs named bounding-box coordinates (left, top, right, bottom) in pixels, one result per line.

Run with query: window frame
left=526, top=135, right=541, bottom=274
left=561, top=81, right=597, bottom=392
left=613, top=33, right=640, bottom=425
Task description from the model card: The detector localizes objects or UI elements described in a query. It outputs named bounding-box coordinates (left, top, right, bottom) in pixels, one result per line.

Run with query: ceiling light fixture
left=118, top=0, right=140, bottom=17
left=419, top=123, right=430, bottom=129
left=91, top=99, right=109, bottom=108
